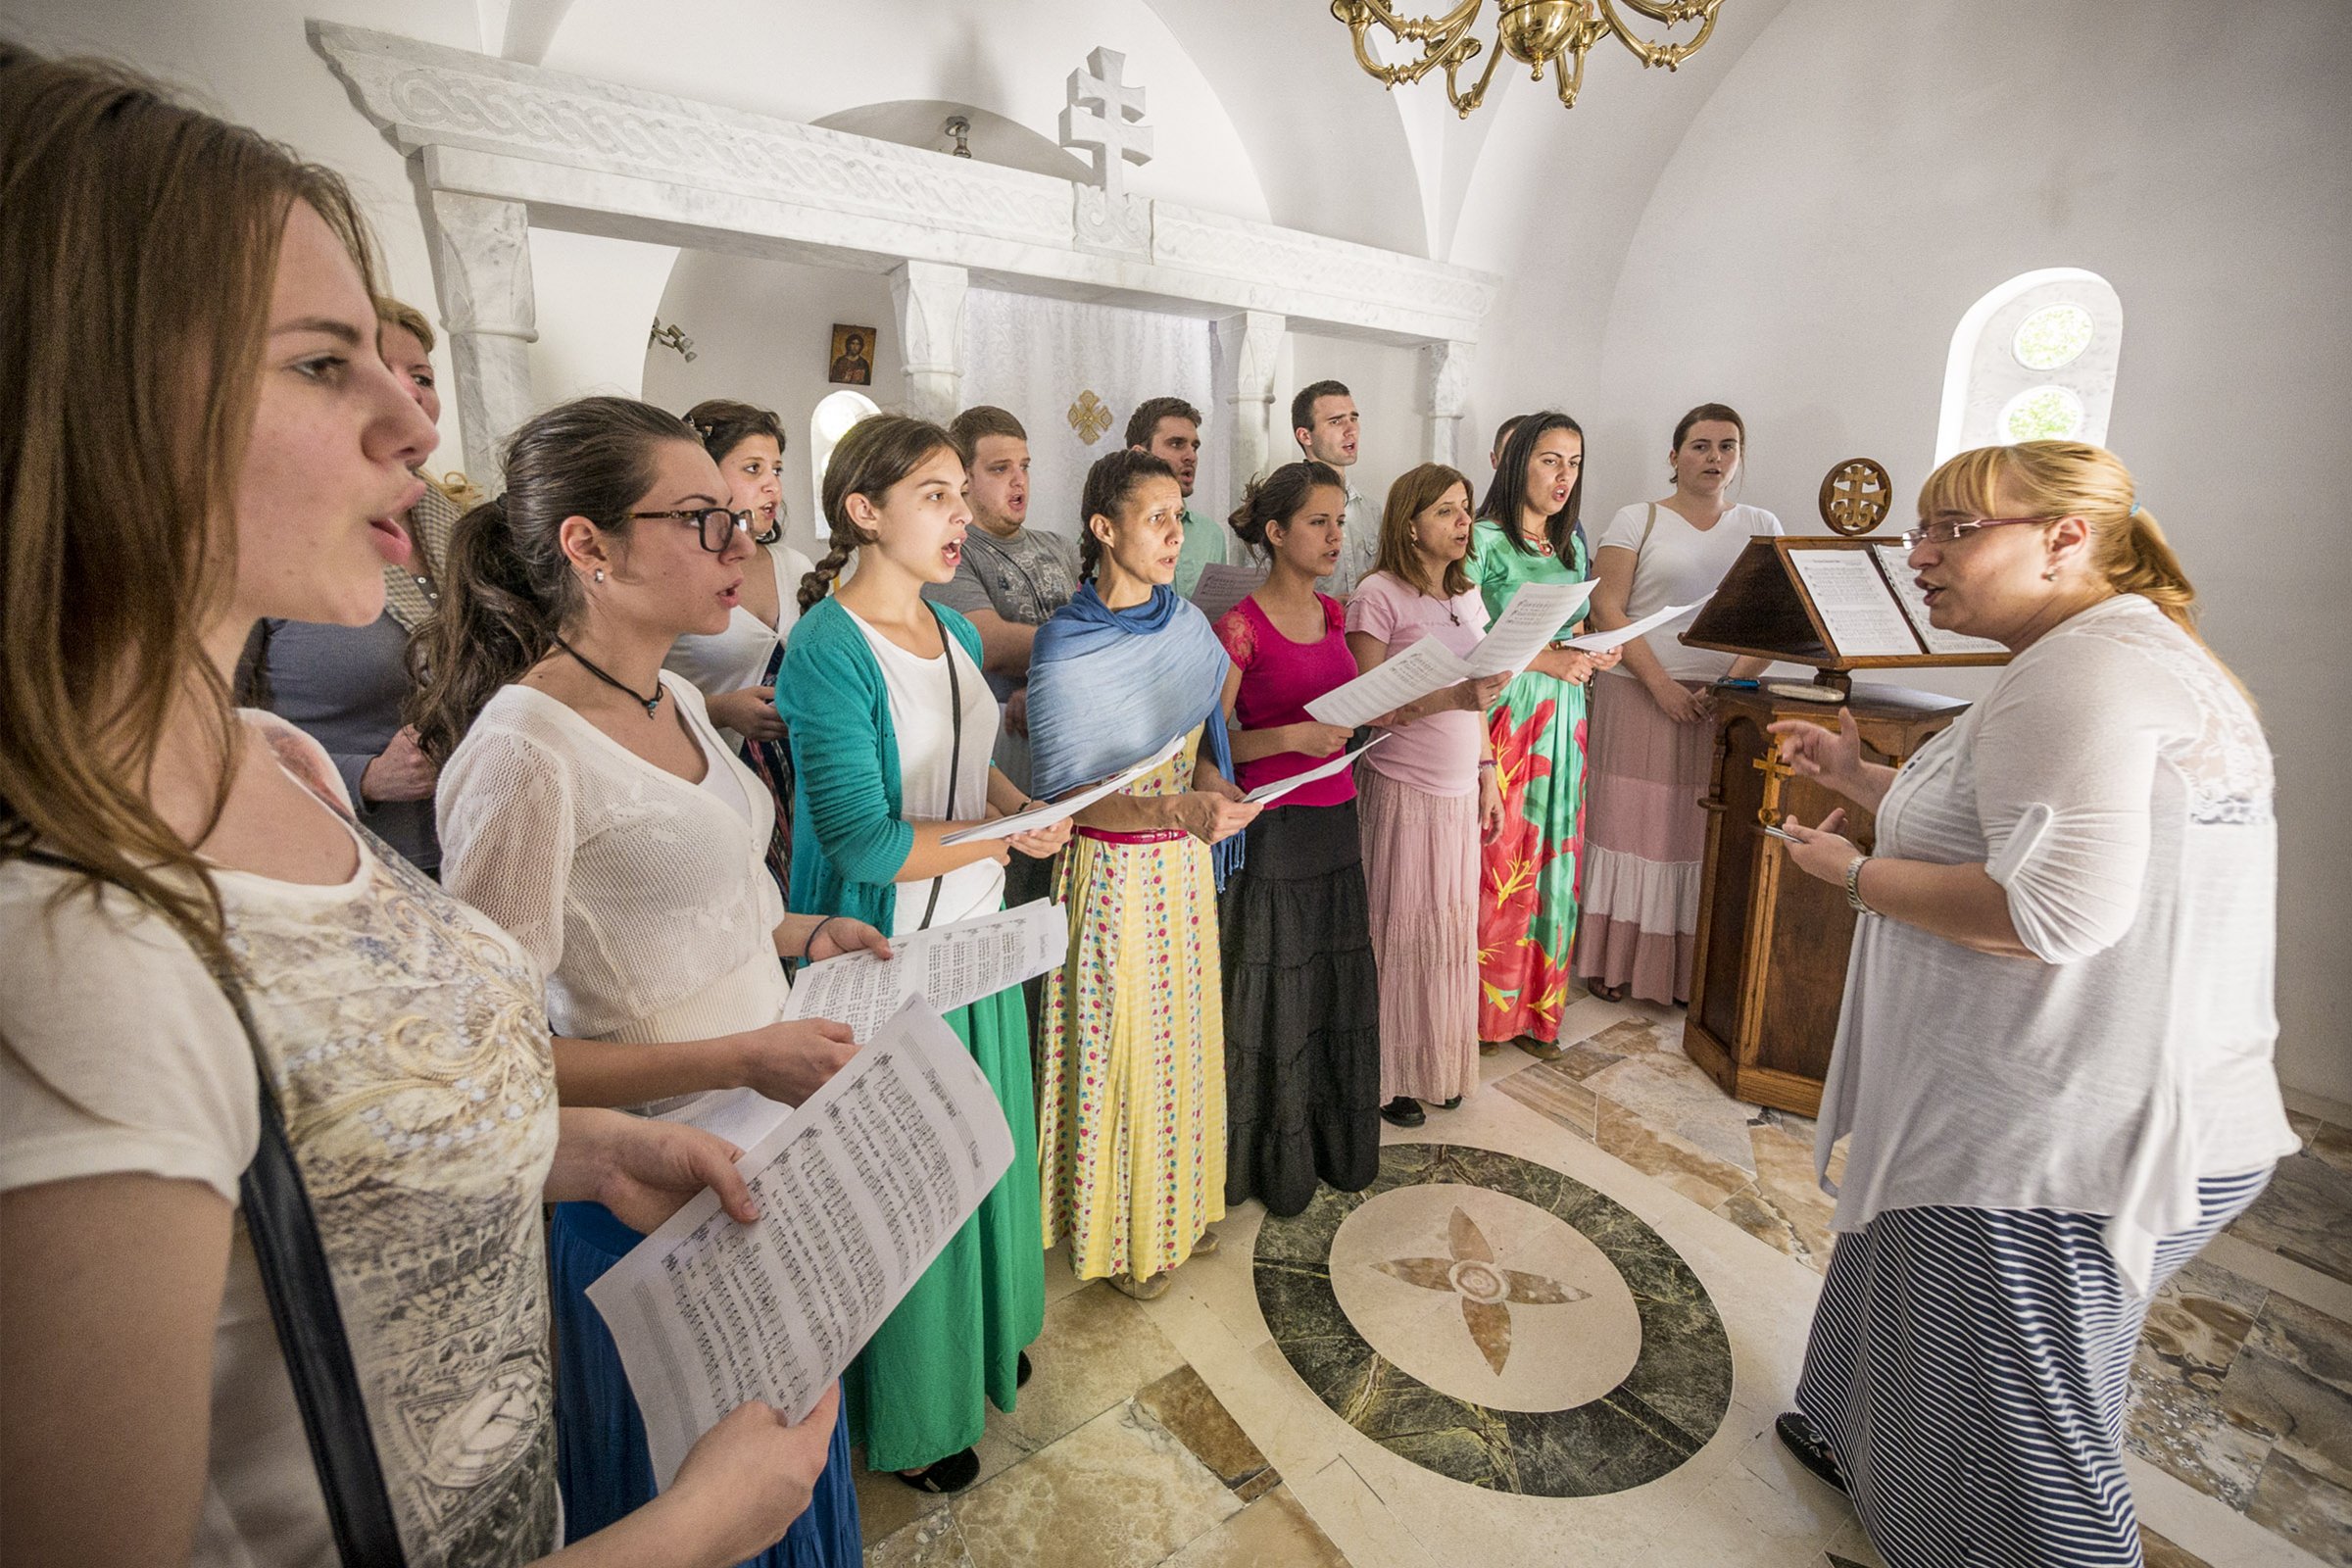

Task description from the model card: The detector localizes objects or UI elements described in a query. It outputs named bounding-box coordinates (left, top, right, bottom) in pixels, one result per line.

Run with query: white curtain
left=959, top=289, right=1223, bottom=544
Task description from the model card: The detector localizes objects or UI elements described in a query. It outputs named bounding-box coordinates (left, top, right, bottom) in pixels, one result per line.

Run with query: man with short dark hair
left=1491, top=414, right=1524, bottom=471
left=922, top=406, right=1078, bottom=801
left=1125, top=395, right=1222, bottom=597
left=1291, top=378, right=1375, bottom=596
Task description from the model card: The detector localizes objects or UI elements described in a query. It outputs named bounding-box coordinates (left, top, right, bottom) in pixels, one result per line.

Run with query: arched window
left=809, top=389, right=881, bottom=524
left=1935, top=269, right=2122, bottom=463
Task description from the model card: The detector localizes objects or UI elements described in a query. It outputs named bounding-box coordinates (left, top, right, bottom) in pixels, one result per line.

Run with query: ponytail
left=407, top=395, right=697, bottom=759
left=2104, top=505, right=2197, bottom=636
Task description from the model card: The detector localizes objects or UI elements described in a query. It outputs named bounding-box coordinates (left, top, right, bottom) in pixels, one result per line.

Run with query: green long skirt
left=842, top=982, right=1046, bottom=1471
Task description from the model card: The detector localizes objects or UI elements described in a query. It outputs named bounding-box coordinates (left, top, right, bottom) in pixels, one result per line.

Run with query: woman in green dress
left=1472, top=413, right=1621, bottom=1050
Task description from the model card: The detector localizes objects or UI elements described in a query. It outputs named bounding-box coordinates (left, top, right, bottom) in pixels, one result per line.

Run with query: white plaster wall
left=1584, top=0, right=2352, bottom=1101
left=0, top=0, right=482, bottom=465
left=639, top=252, right=904, bottom=564
left=523, top=228, right=680, bottom=412
left=538, top=0, right=1272, bottom=226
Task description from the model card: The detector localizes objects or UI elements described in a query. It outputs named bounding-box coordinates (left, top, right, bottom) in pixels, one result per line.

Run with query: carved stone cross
left=1058, top=47, right=1152, bottom=200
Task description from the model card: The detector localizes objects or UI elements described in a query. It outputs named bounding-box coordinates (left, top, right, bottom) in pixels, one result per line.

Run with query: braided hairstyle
left=799, top=413, right=957, bottom=612
left=1077, top=447, right=1178, bottom=584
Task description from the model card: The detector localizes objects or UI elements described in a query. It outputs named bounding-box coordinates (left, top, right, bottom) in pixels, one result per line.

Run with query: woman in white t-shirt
left=1579, top=403, right=1782, bottom=1004
left=413, top=396, right=897, bottom=1568
left=0, top=55, right=835, bottom=1567
left=665, top=399, right=817, bottom=892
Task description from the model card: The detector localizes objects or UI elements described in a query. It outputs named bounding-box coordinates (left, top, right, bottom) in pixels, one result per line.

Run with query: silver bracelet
left=1844, top=855, right=1873, bottom=915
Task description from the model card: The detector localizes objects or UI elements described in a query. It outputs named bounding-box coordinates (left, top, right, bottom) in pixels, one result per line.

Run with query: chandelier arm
left=1446, top=32, right=1507, bottom=117
left=1549, top=36, right=1592, bottom=110
left=1334, top=0, right=1486, bottom=86
left=1596, top=0, right=1725, bottom=69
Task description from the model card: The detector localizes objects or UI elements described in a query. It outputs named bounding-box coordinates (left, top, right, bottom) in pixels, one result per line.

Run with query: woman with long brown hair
left=0, top=48, right=837, bottom=1568
left=1767, top=442, right=2294, bottom=1565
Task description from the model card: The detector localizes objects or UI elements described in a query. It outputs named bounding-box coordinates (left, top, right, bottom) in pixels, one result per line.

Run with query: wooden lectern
left=1673, top=479, right=2005, bottom=1116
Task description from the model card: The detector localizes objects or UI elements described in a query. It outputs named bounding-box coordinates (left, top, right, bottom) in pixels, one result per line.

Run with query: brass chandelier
left=1331, top=0, right=1727, bottom=118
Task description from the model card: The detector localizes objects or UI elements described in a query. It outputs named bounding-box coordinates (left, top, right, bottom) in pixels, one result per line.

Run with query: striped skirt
left=1793, top=1168, right=2272, bottom=1567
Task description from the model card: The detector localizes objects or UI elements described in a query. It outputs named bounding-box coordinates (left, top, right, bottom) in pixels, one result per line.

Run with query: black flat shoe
left=1016, top=1350, right=1032, bottom=1389
left=1774, top=1412, right=1847, bottom=1494
left=1439, top=1096, right=1463, bottom=1110
left=897, top=1446, right=982, bottom=1494
left=1380, top=1097, right=1426, bottom=1127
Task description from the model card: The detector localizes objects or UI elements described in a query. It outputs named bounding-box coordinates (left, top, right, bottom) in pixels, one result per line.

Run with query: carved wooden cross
left=1058, top=47, right=1153, bottom=200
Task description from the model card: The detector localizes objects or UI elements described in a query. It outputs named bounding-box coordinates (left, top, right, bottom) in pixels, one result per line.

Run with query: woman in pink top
left=1348, top=466, right=1511, bottom=1125
left=1211, top=463, right=1382, bottom=1216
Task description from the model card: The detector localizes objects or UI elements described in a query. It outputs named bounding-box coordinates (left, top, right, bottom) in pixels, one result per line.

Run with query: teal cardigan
left=779, top=596, right=986, bottom=933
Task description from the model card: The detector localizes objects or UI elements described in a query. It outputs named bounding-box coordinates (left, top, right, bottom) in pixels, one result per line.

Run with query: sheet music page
left=1788, top=550, right=1922, bottom=658
left=587, top=998, right=1014, bottom=1489
left=1189, top=563, right=1268, bottom=625
left=941, top=735, right=1183, bottom=845
left=1243, top=735, right=1387, bottom=805
left=1304, top=636, right=1473, bottom=728
left=1559, top=597, right=1711, bottom=654
left=781, top=900, right=1068, bottom=1041
left=1457, top=579, right=1596, bottom=677
left=1869, top=544, right=2008, bottom=657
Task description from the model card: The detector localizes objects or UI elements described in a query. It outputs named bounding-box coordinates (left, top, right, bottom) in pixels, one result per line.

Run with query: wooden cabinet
left=1683, top=683, right=1965, bottom=1116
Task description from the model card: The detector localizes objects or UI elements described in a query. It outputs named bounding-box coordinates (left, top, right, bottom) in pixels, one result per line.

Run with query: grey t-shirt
left=257, top=611, right=439, bottom=872
left=923, top=526, right=1081, bottom=703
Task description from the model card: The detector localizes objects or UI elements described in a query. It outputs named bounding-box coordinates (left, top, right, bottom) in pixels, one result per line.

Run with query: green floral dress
left=1471, top=519, right=1593, bottom=1044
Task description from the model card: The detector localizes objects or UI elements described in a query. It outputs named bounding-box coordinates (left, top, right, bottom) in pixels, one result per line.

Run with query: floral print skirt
left=1477, top=669, right=1592, bottom=1045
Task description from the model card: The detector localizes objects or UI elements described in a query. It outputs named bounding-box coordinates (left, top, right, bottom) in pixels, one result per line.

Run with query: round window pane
left=2001, top=385, right=2085, bottom=443
left=2013, top=303, right=2094, bottom=370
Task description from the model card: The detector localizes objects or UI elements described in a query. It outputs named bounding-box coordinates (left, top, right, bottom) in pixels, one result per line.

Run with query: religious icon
left=1819, top=457, right=1893, bottom=536
left=827, top=324, right=875, bottom=387
left=1067, top=389, right=1113, bottom=444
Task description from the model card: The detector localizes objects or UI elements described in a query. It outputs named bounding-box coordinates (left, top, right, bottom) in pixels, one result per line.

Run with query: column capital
left=1417, top=338, right=1475, bottom=466
left=423, top=190, right=538, bottom=486
left=889, top=260, right=969, bottom=426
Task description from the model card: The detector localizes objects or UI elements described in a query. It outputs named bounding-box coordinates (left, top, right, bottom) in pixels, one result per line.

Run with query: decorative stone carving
left=1059, top=47, right=1152, bottom=260
left=1213, top=310, right=1287, bottom=511
left=1418, top=339, right=1474, bottom=466
left=890, top=261, right=969, bottom=426
left=424, top=190, right=538, bottom=486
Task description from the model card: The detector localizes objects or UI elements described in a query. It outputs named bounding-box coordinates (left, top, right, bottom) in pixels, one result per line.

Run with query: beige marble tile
left=1282, top=1454, right=1423, bottom=1568
left=1494, top=1061, right=1598, bottom=1139
left=2229, top=1150, right=2352, bottom=1287
left=852, top=1445, right=952, bottom=1546
left=1594, top=1100, right=1754, bottom=1209
left=1476, top=1038, right=1544, bottom=1090
left=953, top=1400, right=1241, bottom=1568
left=1719, top=1424, right=1856, bottom=1551
left=2245, top=1291, right=2352, bottom=1397
left=865, top=1505, right=973, bottom=1568
left=2243, top=1448, right=2352, bottom=1567
left=1586, top=1050, right=1762, bottom=1173
left=1043, top=1237, right=1096, bottom=1305
left=2221, top=1344, right=2352, bottom=1491
left=2202, top=1231, right=2352, bottom=1325
left=1003, top=1281, right=1187, bottom=1450
left=2137, top=1525, right=2214, bottom=1568
left=1161, top=1485, right=1348, bottom=1568
left=1135, top=1365, right=1276, bottom=1495
left=2309, top=1121, right=2352, bottom=1177
left=1562, top=1013, right=1673, bottom=1058
left=2126, top=1450, right=2330, bottom=1568
left=1823, top=1519, right=1888, bottom=1567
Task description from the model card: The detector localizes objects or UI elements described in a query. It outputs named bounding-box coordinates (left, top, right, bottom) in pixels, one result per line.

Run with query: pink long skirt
left=1573, top=672, right=1713, bottom=1004
left=1356, top=765, right=1481, bottom=1103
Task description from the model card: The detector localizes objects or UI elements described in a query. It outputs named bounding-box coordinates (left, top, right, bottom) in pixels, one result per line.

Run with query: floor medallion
left=1254, top=1143, right=1734, bottom=1495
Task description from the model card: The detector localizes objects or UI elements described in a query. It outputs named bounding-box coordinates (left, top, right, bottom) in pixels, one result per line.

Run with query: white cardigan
left=438, top=673, right=789, bottom=1054
left=1816, top=594, right=2296, bottom=1294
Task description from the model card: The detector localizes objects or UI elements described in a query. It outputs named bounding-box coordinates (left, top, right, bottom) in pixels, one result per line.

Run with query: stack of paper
left=1306, top=579, right=1594, bottom=727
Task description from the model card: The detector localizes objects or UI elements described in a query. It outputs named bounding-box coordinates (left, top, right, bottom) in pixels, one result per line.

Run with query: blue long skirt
left=550, top=1200, right=861, bottom=1565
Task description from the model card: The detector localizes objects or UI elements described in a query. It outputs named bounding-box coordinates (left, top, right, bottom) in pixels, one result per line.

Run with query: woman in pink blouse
left=1211, top=463, right=1382, bottom=1216
left=1348, top=466, right=1510, bottom=1126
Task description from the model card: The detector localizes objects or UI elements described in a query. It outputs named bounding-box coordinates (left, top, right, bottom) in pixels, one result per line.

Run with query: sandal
left=1773, top=1412, right=1847, bottom=1494
left=1016, top=1350, right=1032, bottom=1389
left=1110, top=1270, right=1171, bottom=1300
left=1191, top=1228, right=1220, bottom=1257
left=1588, top=979, right=1629, bottom=1004
left=897, top=1446, right=982, bottom=1494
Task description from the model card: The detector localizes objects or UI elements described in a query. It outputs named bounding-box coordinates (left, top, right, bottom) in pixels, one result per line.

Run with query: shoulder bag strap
left=917, top=605, right=965, bottom=932
left=17, top=848, right=408, bottom=1567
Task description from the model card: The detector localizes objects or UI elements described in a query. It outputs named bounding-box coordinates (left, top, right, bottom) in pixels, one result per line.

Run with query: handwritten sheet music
left=1304, top=580, right=1592, bottom=726
left=588, top=999, right=1014, bottom=1489
left=1870, top=544, right=2008, bottom=657
left=1243, top=736, right=1387, bottom=806
left=1559, top=597, right=1711, bottom=654
left=1788, top=551, right=1922, bottom=658
left=780, top=900, right=1068, bottom=1042
left=941, top=736, right=1183, bottom=845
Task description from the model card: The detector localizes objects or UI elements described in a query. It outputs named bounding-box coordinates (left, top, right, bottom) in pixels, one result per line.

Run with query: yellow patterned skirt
left=1037, top=729, right=1227, bottom=1283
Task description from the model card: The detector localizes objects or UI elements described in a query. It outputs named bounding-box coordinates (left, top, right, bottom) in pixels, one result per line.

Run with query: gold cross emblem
left=1067, top=390, right=1113, bottom=445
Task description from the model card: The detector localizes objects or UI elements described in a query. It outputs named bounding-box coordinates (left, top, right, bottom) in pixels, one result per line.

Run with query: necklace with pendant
left=554, top=635, right=664, bottom=718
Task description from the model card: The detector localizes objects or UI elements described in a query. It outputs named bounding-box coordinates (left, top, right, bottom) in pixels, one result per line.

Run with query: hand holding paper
left=1306, top=580, right=1596, bottom=726
left=1244, top=735, right=1385, bottom=806
left=782, top=900, right=1068, bottom=1042
left=942, top=736, right=1182, bottom=846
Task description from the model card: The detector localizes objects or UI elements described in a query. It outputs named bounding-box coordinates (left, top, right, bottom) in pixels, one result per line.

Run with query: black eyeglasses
left=629, top=507, right=756, bottom=553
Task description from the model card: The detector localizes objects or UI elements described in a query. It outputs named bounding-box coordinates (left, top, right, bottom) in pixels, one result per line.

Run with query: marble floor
left=853, top=991, right=2347, bottom=1567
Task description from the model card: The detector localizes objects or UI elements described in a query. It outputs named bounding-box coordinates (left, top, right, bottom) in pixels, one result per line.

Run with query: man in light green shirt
left=1126, top=395, right=1225, bottom=597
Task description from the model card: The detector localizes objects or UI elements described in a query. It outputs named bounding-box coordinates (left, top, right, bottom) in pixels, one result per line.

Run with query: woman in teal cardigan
left=778, top=415, right=1068, bottom=1494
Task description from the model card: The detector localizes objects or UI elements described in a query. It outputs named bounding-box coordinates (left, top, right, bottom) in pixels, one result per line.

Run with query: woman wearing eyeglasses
left=1765, top=442, right=2295, bottom=1567
left=416, top=396, right=892, bottom=1568
left=664, top=400, right=815, bottom=893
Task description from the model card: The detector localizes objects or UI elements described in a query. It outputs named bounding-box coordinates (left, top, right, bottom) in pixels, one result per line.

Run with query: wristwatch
left=1844, top=855, right=1874, bottom=914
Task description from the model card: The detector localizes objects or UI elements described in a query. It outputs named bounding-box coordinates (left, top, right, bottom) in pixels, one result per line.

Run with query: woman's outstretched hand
left=1776, top=808, right=1857, bottom=885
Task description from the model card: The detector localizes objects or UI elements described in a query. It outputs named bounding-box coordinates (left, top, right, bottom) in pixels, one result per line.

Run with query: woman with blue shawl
left=1027, top=449, right=1261, bottom=1300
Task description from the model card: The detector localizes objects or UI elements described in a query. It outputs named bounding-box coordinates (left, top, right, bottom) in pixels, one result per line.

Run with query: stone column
left=1418, top=338, right=1474, bottom=466
left=425, top=190, right=538, bottom=489
left=1212, top=310, right=1286, bottom=518
left=889, top=260, right=969, bottom=425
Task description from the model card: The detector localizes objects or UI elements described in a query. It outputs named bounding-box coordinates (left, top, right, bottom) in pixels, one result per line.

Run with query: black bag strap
left=18, top=848, right=408, bottom=1566
left=918, top=604, right=965, bottom=933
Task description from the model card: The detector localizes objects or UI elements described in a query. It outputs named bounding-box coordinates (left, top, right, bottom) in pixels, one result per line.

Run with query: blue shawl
left=1027, top=583, right=1244, bottom=887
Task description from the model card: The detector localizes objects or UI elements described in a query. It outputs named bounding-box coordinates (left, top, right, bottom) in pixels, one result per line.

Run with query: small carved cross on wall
left=1058, top=47, right=1153, bottom=200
